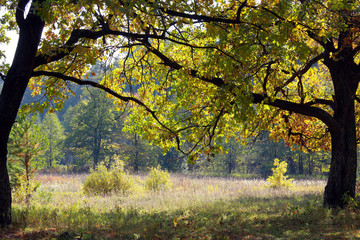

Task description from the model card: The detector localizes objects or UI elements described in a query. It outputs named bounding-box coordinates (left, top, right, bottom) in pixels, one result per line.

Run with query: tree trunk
left=0, top=141, right=11, bottom=226
left=0, top=1, right=44, bottom=226
left=49, top=128, right=53, bottom=168
left=287, top=155, right=296, bottom=175
left=298, top=154, right=304, bottom=175
left=324, top=113, right=357, bottom=207
left=308, top=155, right=313, bottom=176
left=323, top=53, right=358, bottom=207
left=133, top=133, right=140, bottom=172
left=93, top=128, right=101, bottom=168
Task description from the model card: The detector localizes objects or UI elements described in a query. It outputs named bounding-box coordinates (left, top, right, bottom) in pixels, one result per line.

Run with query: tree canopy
left=4, top=0, right=351, bottom=152
left=1, top=0, right=360, bottom=225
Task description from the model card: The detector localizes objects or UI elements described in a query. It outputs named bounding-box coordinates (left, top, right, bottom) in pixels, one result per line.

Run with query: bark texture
left=0, top=1, right=44, bottom=226
left=323, top=51, right=359, bottom=207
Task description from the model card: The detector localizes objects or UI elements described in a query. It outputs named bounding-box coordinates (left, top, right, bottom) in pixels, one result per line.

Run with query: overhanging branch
left=305, top=98, right=335, bottom=110
left=34, top=28, right=169, bottom=68
left=142, top=37, right=337, bottom=134
left=253, top=93, right=339, bottom=134
left=32, top=70, right=151, bottom=109
left=31, top=70, right=188, bottom=154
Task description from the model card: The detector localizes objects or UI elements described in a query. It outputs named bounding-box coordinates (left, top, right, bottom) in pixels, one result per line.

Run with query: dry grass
left=30, top=173, right=325, bottom=212
left=7, top=173, right=360, bottom=240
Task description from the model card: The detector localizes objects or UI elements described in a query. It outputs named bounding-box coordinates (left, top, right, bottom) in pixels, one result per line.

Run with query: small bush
left=83, top=159, right=135, bottom=196
left=267, top=158, right=293, bottom=188
left=145, top=166, right=173, bottom=192
left=12, top=173, right=40, bottom=205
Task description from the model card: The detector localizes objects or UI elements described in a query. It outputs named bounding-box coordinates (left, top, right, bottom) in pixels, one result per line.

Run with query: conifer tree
left=39, top=112, right=65, bottom=169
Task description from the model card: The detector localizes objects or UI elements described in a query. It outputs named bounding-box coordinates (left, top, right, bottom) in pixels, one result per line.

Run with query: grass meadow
left=1, top=174, right=360, bottom=239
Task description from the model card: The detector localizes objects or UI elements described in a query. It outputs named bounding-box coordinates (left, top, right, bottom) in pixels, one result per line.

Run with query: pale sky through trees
left=0, top=1, right=31, bottom=64
left=2, top=31, right=17, bottom=64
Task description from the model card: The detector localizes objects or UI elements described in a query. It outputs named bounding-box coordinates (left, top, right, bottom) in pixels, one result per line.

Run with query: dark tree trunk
left=324, top=118, right=357, bottom=207
left=48, top=128, right=53, bottom=168
left=0, top=1, right=44, bottom=226
left=298, top=154, right=304, bottom=175
left=133, top=133, right=140, bottom=172
left=308, top=155, right=313, bottom=176
left=0, top=142, right=11, bottom=226
left=287, top=155, right=296, bottom=175
left=134, top=151, right=139, bottom=172
left=324, top=110, right=357, bottom=207
left=323, top=51, right=358, bottom=207
left=227, top=149, right=234, bottom=174
left=93, top=128, right=101, bottom=168
left=227, top=162, right=232, bottom=174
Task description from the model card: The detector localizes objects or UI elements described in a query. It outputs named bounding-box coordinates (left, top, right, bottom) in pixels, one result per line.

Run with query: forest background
left=5, top=61, right=333, bottom=180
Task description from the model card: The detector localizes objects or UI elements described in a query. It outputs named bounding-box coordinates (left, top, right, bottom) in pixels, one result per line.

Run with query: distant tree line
left=8, top=62, right=332, bottom=178
left=9, top=85, right=332, bottom=178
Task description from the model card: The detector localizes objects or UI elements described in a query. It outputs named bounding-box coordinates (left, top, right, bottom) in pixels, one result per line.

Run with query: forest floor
left=1, top=173, right=360, bottom=239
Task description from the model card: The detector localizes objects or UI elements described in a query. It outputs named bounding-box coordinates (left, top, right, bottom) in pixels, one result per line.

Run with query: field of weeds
left=1, top=174, right=360, bottom=239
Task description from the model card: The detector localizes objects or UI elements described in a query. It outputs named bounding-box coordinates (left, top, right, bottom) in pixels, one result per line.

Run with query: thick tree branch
left=142, top=40, right=182, bottom=70
left=34, top=28, right=167, bottom=68
left=189, top=70, right=225, bottom=88
left=16, top=0, right=29, bottom=28
left=236, top=1, right=248, bottom=22
left=307, top=30, right=336, bottom=52
left=160, top=6, right=264, bottom=29
left=32, top=70, right=153, bottom=111
left=305, top=98, right=335, bottom=110
left=253, top=93, right=339, bottom=134
left=162, top=8, right=246, bottom=24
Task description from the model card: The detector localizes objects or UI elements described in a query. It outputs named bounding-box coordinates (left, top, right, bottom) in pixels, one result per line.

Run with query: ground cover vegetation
left=2, top=174, right=360, bottom=239
left=1, top=0, right=360, bottom=228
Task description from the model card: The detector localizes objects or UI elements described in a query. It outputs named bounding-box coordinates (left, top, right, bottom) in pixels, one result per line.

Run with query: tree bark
left=298, top=154, right=304, bottom=175
left=0, top=142, right=11, bottom=226
left=323, top=54, right=358, bottom=207
left=133, top=133, right=140, bottom=172
left=324, top=130, right=357, bottom=206
left=324, top=102, right=357, bottom=207
left=93, top=128, right=101, bottom=168
left=0, top=1, right=44, bottom=226
left=287, top=155, right=296, bottom=175
left=308, top=155, right=313, bottom=176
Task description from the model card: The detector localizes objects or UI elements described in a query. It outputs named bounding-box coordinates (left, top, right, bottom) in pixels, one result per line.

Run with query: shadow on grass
left=5, top=194, right=360, bottom=239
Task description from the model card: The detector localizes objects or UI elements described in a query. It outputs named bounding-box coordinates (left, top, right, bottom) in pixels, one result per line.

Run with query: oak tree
left=0, top=0, right=360, bottom=226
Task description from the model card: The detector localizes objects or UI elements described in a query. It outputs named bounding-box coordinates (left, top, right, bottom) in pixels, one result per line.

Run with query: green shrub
left=145, top=166, right=173, bottom=192
left=12, top=173, right=40, bottom=205
left=267, top=158, right=293, bottom=188
left=83, top=159, right=134, bottom=196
